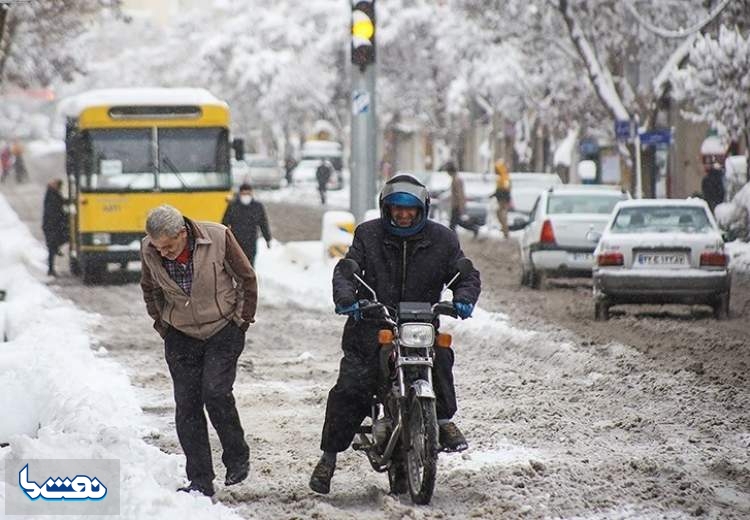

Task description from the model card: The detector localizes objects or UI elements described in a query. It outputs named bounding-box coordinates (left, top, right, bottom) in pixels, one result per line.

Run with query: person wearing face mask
left=221, top=183, right=272, bottom=266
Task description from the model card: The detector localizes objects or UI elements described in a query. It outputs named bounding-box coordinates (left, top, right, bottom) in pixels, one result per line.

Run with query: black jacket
left=701, top=169, right=725, bottom=212
left=221, top=198, right=271, bottom=254
left=333, top=219, right=481, bottom=310
left=42, top=187, right=67, bottom=248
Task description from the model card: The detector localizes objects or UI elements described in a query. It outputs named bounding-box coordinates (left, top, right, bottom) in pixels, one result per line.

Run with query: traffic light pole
left=350, top=62, right=377, bottom=223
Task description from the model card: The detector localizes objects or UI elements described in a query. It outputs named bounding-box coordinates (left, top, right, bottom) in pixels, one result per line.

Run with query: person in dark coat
left=315, top=160, right=332, bottom=204
left=42, top=178, right=68, bottom=276
left=221, top=183, right=272, bottom=266
left=309, top=174, right=481, bottom=495
left=701, top=165, right=726, bottom=213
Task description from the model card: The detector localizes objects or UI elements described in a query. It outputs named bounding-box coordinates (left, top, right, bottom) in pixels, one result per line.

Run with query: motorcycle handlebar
left=433, top=301, right=458, bottom=318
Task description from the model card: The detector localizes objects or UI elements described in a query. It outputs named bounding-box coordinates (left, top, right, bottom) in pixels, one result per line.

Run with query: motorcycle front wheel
left=404, top=394, right=438, bottom=504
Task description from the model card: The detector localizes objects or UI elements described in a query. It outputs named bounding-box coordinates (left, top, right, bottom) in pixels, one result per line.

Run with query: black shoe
left=47, top=270, right=57, bottom=277
left=177, top=480, right=215, bottom=497
left=309, top=458, right=335, bottom=494
left=439, top=422, right=468, bottom=452
left=224, top=460, right=249, bottom=486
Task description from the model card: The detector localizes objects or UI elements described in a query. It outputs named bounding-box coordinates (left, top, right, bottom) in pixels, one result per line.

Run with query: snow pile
left=0, top=194, right=242, bottom=520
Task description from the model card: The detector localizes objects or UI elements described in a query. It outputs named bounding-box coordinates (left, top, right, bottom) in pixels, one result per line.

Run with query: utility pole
left=350, top=0, right=377, bottom=223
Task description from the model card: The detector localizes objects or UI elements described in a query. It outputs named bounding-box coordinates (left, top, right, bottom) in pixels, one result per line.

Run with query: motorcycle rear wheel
left=404, top=394, right=438, bottom=504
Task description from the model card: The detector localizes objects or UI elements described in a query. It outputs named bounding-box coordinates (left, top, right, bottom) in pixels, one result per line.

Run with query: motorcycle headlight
left=399, top=323, right=435, bottom=348
left=92, top=233, right=111, bottom=245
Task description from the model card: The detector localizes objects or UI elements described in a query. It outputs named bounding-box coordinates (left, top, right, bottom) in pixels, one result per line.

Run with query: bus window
left=85, top=129, right=154, bottom=191
left=157, top=128, right=230, bottom=190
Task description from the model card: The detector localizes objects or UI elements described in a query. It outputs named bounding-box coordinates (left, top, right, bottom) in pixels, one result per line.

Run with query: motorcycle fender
left=410, top=379, right=435, bottom=399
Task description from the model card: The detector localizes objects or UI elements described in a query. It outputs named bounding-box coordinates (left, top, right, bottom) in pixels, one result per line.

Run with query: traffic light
left=351, top=0, right=375, bottom=68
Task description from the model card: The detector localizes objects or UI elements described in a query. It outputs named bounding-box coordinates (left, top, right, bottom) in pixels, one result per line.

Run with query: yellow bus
left=61, top=88, right=243, bottom=283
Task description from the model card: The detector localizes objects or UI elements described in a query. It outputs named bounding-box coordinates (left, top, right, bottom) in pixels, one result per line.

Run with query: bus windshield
left=82, top=128, right=230, bottom=191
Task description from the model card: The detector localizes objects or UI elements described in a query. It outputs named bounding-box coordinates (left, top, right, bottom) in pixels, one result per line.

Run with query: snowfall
left=2, top=144, right=750, bottom=519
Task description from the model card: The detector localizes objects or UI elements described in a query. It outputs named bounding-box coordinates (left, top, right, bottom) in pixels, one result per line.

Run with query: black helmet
left=379, top=174, right=430, bottom=237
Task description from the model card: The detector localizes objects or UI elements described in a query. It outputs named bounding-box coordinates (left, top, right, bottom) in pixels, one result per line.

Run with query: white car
left=519, top=185, right=630, bottom=289
left=245, top=156, right=284, bottom=189
left=592, top=198, right=730, bottom=321
left=290, top=159, right=343, bottom=190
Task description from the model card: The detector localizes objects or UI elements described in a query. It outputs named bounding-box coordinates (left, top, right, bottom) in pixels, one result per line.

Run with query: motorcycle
left=339, top=257, right=474, bottom=505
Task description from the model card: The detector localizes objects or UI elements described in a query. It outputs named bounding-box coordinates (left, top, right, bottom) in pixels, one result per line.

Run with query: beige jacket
left=140, top=218, right=258, bottom=340
left=450, top=174, right=466, bottom=211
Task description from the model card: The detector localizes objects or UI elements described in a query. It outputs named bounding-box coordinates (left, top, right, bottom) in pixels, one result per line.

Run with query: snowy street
left=0, top=161, right=748, bottom=519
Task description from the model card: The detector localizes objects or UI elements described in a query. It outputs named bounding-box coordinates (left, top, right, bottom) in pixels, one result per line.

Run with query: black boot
left=177, top=479, right=215, bottom=497
left=309, top=454, right=336, bottom=494
left=224, top=460, right=249, bottom=486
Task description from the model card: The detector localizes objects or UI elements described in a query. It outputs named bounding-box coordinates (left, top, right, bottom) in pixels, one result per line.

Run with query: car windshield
left=611, top=206, right=713, bottom=233
left=547, top=193, right=624, bottom=215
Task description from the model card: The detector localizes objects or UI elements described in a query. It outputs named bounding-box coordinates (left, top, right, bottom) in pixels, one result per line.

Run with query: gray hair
left=145, top=205, right=185, bottom=238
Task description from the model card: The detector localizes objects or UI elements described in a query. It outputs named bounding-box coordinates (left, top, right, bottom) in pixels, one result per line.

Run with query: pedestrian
left=701, top=162, right=725, bottom=213
left=309, top=174, right=481, bottom=495
left=284, top=156, right=297, bottom=186
left=42, top=178, right=68, bottom=277
left=316, top=160, right=331, bottom=205
left=444, top=161, right=480, bottom=238
left=493, top=159, right=512, bottom=239
left=12, top=141, right=27, bottom=183
left=221, top=183, right=272, bottom=267
left=139, top=204, right=258, bottom=497
left=0, top=143, right=12, bottom=183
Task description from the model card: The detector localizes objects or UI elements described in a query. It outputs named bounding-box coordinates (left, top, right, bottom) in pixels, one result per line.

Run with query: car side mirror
left=586, top=230, right=602, bottom=243
left=232, top=138, right=245, bottom=161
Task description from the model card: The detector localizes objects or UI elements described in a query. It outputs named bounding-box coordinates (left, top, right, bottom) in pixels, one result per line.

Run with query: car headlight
left=92, top=233, right=111, bottom=246
left=399, top=323, right=435, bottom=348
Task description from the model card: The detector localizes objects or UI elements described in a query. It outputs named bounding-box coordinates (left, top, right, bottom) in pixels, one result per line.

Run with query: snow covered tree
left=672, top=26, right=750, bottom=156
left=0, top=0, right=120, bottom=88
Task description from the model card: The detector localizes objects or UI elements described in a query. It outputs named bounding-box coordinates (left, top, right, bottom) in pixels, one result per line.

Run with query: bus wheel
left=82, top=260, right=106, bottom=284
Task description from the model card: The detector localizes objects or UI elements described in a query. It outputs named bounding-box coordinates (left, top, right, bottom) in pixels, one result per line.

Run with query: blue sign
left=615, top=119, right=632, bottom=140
left=639, top=129, right=672, bottom=147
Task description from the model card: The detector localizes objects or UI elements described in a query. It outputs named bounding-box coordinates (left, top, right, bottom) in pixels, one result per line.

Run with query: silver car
left=519, top=185, right=630, bottom=289
left=592, top=198, right=730, bottom=320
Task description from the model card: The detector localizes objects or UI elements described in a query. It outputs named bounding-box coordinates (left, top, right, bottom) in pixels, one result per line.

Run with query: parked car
left=434, top=171, right=495, bottom=225
left=290, top=159, right=343, bottom=191
left=519, top=185, right=630, bottom=289
left=592, top=198, right=730, bottom=321
left=244, top=155, right=284, bottom=189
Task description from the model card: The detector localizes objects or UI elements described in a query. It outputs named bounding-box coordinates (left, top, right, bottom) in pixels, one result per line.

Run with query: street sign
left=352, top=90, right=370, bottom=115
left=615, top=119, right=632, bottom=140
left=639, top=128, right=672, bottom=147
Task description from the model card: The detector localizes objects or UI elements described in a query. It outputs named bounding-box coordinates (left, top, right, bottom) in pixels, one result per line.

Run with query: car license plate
left=636, top=253, right=688, bottom=266
left=571, top=252, right=594, bottom=262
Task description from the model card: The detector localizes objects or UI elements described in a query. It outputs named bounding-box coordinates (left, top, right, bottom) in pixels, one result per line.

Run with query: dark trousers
left=320, top=323, right=457, bottom=453
left=164, top=322, right=249, bottom=483
left=45, top=239, right=58, bottom=275
left=449, top=207, right=480, bottom=234
left=241, top=245, right=257, bottom=267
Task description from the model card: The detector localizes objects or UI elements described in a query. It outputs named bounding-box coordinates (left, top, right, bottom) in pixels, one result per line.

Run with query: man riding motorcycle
left=309, top=174, right=482, bottom=494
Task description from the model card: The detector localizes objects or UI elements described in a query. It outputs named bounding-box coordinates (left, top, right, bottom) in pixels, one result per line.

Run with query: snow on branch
left=624, top=0, right=733, bottom=40
left=552, top=0, right=630, bottom=121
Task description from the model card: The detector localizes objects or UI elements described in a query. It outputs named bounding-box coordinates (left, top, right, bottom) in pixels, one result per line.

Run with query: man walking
left=444, top=161, right=480, bottom=238
left=42, top=178, right=68, bottom=276
left=316, top=160, right=332, bottom=205
left=222, top=183, right=272, bottom=266
left=139, top=204, right=258, bottom=497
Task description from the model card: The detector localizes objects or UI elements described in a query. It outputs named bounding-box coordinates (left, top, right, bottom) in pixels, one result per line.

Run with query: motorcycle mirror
left=339, top=259, right=361, bottom=280
left=455, top=257, right=473, bottom=277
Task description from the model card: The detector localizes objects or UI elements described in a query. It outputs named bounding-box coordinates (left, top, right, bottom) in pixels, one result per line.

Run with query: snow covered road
left=1, top=169, right=749, bottom=518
